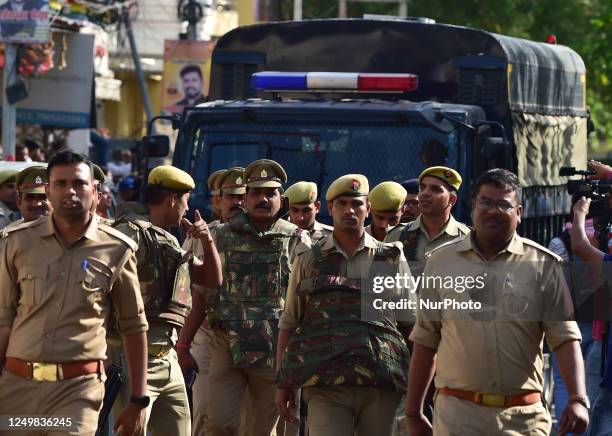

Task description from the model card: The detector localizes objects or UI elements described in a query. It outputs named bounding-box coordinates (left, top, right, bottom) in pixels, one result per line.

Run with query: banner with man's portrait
left=0, top=0, right=49, bottom=44
left=161, top=39, right=214, bottom=114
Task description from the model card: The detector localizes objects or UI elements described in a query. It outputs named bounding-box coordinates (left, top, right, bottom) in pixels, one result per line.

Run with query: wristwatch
left=568, top=394, right=590, bottom=410
left=130, top=395, right=151, bottom=408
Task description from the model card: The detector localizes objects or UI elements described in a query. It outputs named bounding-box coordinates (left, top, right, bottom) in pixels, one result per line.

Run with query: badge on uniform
left=236, top=176, right=243, bottom=185
left=351, top=179, right=360, bottom=191
left=261, top=169, right=268, bottom=178
left=35, top=176, right=43, bottom=184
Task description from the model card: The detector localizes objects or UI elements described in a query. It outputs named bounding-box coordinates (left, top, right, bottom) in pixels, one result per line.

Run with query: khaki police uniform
left=285, top=181, right=333, bottom=244
left=385, top=215, right=470, bottom=263
left=0, top=215, right=147, bottom=436
left=0, top=169, right=19, bottom=229
left=385, top=166, right=470, bottom=272
left=279, top=175, right=413, bottom=436
left=111, top=166, right=196, bottom=436
left=410, top=232, right=582, bottom=435
left=186, top=167, right=247, bottom=436
left=199, top=159, right=311, bottom=436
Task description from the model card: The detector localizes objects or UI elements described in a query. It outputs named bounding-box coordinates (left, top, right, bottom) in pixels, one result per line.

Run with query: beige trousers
left=0, top=369, right=105, bottom=436
left=113, top=348, right=191, bottom=436
left=433, top=393, right=552, bottom=436
left=302, top=385, right=402, bottom=436
left=204, top=328, right=279, bottom=436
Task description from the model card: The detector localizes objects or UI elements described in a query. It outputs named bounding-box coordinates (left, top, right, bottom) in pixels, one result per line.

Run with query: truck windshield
left=182, top=118, right=464, bottom=218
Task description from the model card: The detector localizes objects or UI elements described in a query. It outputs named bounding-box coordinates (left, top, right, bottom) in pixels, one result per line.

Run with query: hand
left=275, top=387, right=298, bottom=424
left=587, top=160, right=612, bottom=181
left=558, top=401, right=589, bottom=435
left=113, top=403, right=146, bottom=436
left=177, top=347, right=199, bottom=379
left=572, top=196, right=591, bottom=217
left=181, top=210, right=212, bottom=244
left=405, top=413, right=433, bottom=436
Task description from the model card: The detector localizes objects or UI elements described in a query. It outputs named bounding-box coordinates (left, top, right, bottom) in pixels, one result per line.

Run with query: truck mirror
left=142, top=135, right=170, bottom=158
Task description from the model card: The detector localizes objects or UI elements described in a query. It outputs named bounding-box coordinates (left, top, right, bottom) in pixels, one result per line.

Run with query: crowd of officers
left=0, top=149, right=591, bottom=436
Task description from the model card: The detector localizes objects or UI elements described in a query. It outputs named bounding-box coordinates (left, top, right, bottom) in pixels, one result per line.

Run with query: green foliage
left=280, top=0, right=611, bottom=149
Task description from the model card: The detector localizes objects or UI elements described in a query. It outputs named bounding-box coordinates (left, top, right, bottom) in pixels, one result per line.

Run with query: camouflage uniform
left=279, top=232, right=412, bottom=436
left=200, top=211, right=310, bottom=436
left=111, top=202, right=193, bottom=436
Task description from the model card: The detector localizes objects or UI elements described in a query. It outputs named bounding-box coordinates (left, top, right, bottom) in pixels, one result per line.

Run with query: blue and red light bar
left=252, top=72, right=419, bottom=92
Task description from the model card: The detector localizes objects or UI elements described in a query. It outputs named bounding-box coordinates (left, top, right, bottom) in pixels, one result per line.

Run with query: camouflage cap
left=16, top=166, right=47, bottom=194
left=325, top=174, right=369, bottom=201
left=369, top=181, right=407, bottom=212
left=285, top=181, right=318, bottom=205
left=244, top=159, right=287, bottom=188
left=208, top=169, right=227, bottom=196
left=92, top=163, right=106, bottom=184
left=419, top=166, right=462, bottom=191
left=0, top=169, right=18, bottom=186
left=148, top=165, right=195, bottom=191
left=219, top=167, right=246, bottom=195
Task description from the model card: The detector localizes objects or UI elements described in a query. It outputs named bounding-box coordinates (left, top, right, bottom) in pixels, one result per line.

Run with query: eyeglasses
left=475, top=197, right=519, bottom=213
left=406, top=199, right=419, bottom=206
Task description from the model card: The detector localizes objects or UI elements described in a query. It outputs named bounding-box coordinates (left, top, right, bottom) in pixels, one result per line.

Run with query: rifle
left=95, top=363, right=123, bottom=436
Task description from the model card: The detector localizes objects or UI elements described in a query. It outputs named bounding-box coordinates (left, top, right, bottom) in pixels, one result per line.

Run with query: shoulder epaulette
left=424, top=235, right=468, bottom=259
left=2, top=217, right=41, bottom=237
left=521, top=237, right=563, bottom=261
left=99, top=222, right=138, bottom=251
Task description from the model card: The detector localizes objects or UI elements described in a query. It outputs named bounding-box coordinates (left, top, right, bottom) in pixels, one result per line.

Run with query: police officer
left=276, top=174, right=412, bottom=436
left=0, top=169, right=19, bottom=229
left=9, top=165, right=50, bottom=226
left=208, top=169, right=227, bottom=224
left=385, top=166, right=470, bottom=274
left=178, top=167, right=247, bottom=436
left=198, top=159, right=310, bottom=436
left=365, top=181, right=407, bottom=242
left=400, top=179, right=419, bottom=223
left=89, top=164, right=114, bottom=226
left=285, top=181, right=333, bottom=243
left=405, top=169, right=588, bottom=435
left=111, top=165, right=222, bottom=436
left=0, top=150, right=149, bottom=436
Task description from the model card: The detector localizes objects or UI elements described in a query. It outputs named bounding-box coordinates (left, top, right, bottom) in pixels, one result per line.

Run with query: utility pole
left=294, top=0, right=302, bottom=20
left=2, top=44, right=17, bottom=160
left=123, top=4, right=155, bottom=131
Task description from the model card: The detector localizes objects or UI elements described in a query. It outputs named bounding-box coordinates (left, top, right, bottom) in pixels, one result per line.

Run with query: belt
left=4, top=357, right=102, bottom=382
left=438, top=387, right=541, bottom=408
left=148, top=345, right=172, bottom=358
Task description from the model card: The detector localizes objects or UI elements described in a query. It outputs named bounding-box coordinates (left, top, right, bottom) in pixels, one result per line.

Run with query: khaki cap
left=370, top=181, right=407, bottom=212
left=92, top=163, right=106, bottom=184
left=16, top=166, right=47, bottom=194
left=325, top=174, right=369, bottom=201
left=419, top=166, right=462, bottom=191
left=219, top=167, right=246, bottom=195
left=285, top=181, right=317, bottom=205
left=244, top=159, right=287, bottom=188
left=208, top=169, right=227, bottom=196
left=148, top=165, right=195, bottom=191
left=0, top=169, right=18, bottom=186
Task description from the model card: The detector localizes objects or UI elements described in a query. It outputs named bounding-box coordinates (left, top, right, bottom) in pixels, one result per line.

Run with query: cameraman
left=571, top=191, right=612, bottom=436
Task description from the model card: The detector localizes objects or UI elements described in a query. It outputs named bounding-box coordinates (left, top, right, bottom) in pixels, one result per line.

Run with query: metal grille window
left=187, top=116, right=465, bottom=220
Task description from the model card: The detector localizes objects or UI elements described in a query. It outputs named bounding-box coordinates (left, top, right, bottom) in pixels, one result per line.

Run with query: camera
left=560, top=167, right=612, bottom=217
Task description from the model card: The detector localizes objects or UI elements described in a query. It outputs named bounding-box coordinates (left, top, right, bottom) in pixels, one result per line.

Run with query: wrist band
left=176, top=342, right=190, bottom=350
